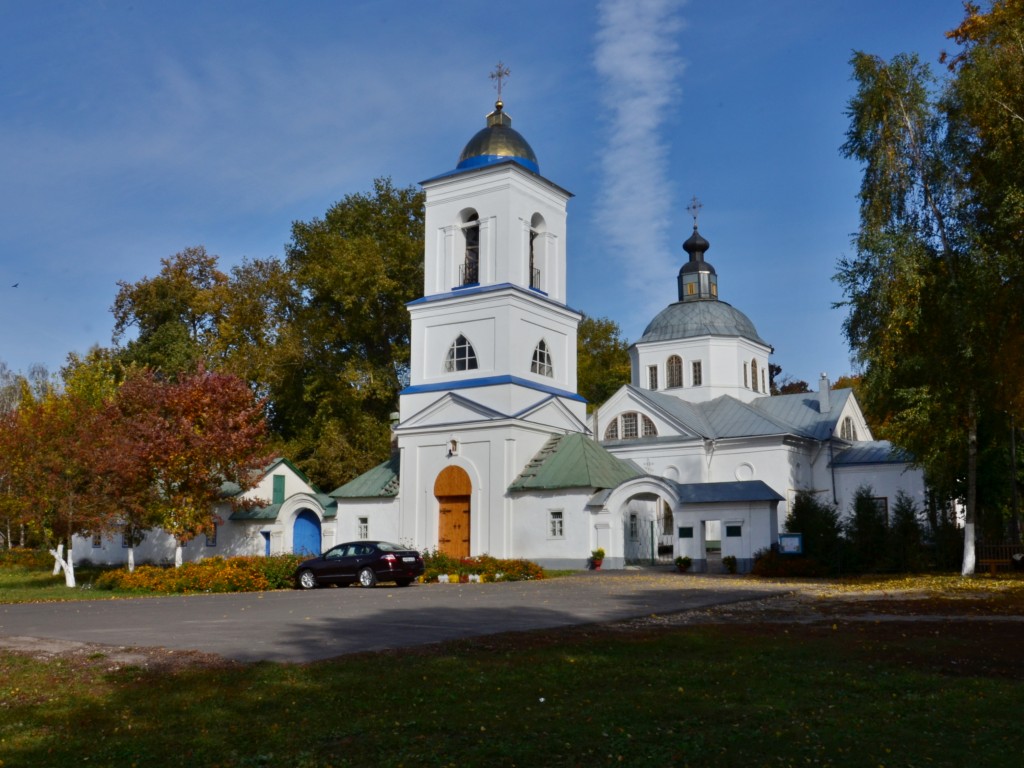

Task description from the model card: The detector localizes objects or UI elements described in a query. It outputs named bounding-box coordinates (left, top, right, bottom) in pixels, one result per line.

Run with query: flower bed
left=421, top=550, right=545, bottom=583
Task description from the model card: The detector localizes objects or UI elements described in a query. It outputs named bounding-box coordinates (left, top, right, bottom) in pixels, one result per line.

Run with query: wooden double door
left=435, top=466, right=472, bottom=559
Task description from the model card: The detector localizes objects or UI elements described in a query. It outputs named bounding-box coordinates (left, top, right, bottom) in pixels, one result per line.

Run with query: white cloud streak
left=593, top=0, right=686, bottom=303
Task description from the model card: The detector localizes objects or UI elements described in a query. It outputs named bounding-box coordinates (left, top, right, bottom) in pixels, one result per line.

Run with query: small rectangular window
left=692, top=360, right=703, bottom=387
left=744, top=363, right=749, bottom=388
left=272, top=474, right=285, bottom=505
left=622, top=413, right=638, bottom=439
left=725, top=524, right=742, bottom=538
left=92, top=534, right=102, bottom=548
left=678, top=526, right=694, bottom=538
left=358, top=517, right=369, bottom=540
left=648, top=365, right=658, bottom=390
left=206, top=525, right=218, bottom=547
left=549, top=510, right=564, bottom=538
left=629, top=513, right=639, bottom=539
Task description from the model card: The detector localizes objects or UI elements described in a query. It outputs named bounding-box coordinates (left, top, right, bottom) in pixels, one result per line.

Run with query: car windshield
left=376, top=542, right=410, bottom=552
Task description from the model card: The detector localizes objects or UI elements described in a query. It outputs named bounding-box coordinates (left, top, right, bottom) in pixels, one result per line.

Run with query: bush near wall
left=421, top=550, right=546, bottom=582
left=0, top=548, right=53, bottom=570
left=751, top=547, right=829, bottom=578
left=95, top=554, right=305, bottom=593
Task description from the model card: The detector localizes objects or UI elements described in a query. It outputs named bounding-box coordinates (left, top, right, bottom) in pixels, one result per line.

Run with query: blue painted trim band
left=401, top=375, right=587, bottom=403
left=455, top=154, right=540, bottom=174
left=408, top=282, right=581, bottom=315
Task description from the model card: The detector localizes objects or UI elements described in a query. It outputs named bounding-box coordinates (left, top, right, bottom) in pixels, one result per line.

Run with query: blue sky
left=0, top=0, right=967, bottom=387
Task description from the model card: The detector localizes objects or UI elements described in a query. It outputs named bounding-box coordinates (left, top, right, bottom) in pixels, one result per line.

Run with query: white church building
left=79, top=97, right=926, bottom=573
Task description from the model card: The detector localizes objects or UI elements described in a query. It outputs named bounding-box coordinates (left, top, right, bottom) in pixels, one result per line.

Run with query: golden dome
left=457, top=100, right=539, bottom=173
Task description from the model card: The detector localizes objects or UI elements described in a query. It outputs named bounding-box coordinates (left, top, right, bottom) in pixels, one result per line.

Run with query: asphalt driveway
left=0, top=572, right=785, bottom=663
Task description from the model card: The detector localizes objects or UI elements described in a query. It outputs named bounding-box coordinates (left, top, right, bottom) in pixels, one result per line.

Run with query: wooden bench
left=977, top=544, right=1023, bottom=575
left=979, top=558, right=1008, bottom=575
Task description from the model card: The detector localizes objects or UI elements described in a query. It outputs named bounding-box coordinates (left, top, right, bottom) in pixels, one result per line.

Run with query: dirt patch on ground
left=0, top=635, right=237, bottom=672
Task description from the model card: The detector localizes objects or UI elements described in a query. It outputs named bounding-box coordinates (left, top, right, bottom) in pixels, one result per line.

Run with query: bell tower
left=400, top=80, right=585, bottom=422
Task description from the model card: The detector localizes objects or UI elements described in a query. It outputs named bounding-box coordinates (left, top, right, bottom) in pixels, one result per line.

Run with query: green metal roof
left=229, top=493, right=337, bottom=521
left=330, top=455, right=401, bottom=499
left=509, top=432, right=643, bottom=492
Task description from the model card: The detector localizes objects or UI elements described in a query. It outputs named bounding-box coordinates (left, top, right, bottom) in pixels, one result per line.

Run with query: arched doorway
left=434, top=466, right=471, bottom=558
left=292, top=509, right=322, bottom=556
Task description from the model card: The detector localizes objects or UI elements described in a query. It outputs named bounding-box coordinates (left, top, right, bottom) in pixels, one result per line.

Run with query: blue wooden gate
left=292, top=510, right=322, bottom=556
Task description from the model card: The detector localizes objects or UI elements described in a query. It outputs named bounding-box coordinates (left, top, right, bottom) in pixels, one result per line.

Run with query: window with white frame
left=531, top=339, right=553, bottom=377
left=604, top=412, right=657, bottom=440
left=744, top=362, right=749, bottom=388
left=648, top=365, right=658, bottom=390
left=548, top=509, right=564, bottom=538
left=691, top=360, right=703, bottom=387
left=751, top=359, right=759, bottom=392
left=205, top=524, right=218, bottom=547
left=761, top=367, right=767, bottom=393
left=840, top=416, right=858, bottom=441
left=667, top=355, right=683, bottom=388
left=358, top=517, right=369, bottom=539
left=629, top=513, right=639, bottom=539
left=92, top=533, right=102, bottom=548
left=445, top=334, right=478, bottom=372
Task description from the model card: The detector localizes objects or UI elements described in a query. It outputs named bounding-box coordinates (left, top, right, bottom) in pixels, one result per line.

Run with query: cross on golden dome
left=490, top=61, right=511, bottom=101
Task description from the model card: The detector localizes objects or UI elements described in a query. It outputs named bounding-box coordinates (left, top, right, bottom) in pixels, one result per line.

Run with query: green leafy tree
left=577, top=314, right=631, bottom=413
left=112, top=246, right=229, bottom=374
left=834, top=18, right=1022, bottom=572
left=273, top=177, right=424, bottom=487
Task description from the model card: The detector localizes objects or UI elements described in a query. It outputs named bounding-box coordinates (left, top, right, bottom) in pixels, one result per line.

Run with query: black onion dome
left=683, top=227, right=710, bottom=259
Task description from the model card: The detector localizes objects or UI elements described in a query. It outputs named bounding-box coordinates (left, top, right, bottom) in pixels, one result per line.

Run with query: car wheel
left=395, top=578, right=412, bottom=587
left=297, top=569, right=318, bottom=590
left=358, top=567, right=377, bottom=588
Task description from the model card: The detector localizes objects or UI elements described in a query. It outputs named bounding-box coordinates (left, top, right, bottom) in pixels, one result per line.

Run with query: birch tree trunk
left=175, top=543, right=183, bottom=568
left=48, top=542, right=77, bottom=588
left=127, top=546, right=136, bottom=573
left=961, top=406, right=978, bottom=576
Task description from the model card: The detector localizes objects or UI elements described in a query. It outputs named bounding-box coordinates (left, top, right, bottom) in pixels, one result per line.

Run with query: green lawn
left=2, top=614, right=1022, bottom=766
left=0, top=565, right=150, bottom=603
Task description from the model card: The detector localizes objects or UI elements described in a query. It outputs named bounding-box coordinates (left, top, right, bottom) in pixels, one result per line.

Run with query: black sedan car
left=294, top=541, right=425, bottom=589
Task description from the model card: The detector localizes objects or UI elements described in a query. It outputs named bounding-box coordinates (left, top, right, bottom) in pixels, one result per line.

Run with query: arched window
left=531, top=339, right=553, bottom=377
left=529, top=213, right=545, bottom=290
left=461, top=212, right=479, bottom=285
left=444, top=334, right=478, bottom=372
left=667, top=355, right=683, bottom=388
left=604, top=420, right=619, bottom=440
left=751, top=359, right=759, bottom=392
left=840, top=416, right=858, bottom=441
left=604, top=412, right=656, bottom=440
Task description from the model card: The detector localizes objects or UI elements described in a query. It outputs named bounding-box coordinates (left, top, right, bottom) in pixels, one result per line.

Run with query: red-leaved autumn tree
left=111, top=366, right=271, bottom=567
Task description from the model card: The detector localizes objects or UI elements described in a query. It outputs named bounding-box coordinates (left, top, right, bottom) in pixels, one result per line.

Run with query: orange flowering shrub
left=95, top=554, right=305, bottom=593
